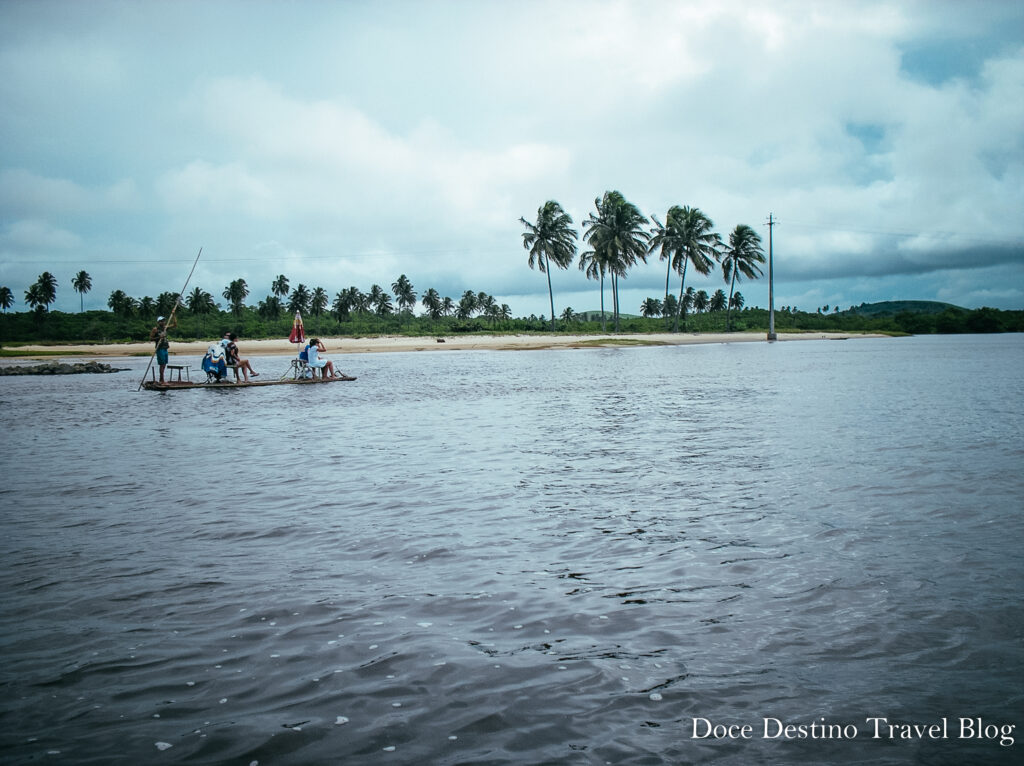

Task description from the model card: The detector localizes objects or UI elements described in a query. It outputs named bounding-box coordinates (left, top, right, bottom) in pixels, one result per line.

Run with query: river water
left=0, top=334, right=1021, bottom=765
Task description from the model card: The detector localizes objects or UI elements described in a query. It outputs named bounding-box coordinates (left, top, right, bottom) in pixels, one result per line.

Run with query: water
left=1, top=334, right=1021, bottom=765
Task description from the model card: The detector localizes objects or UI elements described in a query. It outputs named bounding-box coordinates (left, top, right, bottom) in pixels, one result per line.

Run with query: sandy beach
left=3, top=332, right=883, bottom=358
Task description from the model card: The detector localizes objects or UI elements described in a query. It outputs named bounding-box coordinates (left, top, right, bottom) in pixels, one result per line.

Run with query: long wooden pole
left=769, top=217, right=774, bottom=336
left=138, top=247, right=203, bottom=390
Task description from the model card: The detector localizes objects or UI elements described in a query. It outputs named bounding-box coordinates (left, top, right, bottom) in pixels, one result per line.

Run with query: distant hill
left=848, top=300, right=964, bottom=316
left=576, top=310, right=642, bottom=321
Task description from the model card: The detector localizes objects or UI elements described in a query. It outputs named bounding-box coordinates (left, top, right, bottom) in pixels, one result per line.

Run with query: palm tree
left=709, top=288, right=727, bottom=313
left=582, top=191, right=649, bottom=332
left=478, top=293, right=497, bottom=324
left=107, top=289, right=134, bottom=317
left=721, top=224, right=765, bottom=331
left=640, top=297, right=663, bottom=318
left=310, top=286, right=328, bottom=315
left=391, top=274, right=417, bottom=316
left=649, top=208, right=681, bottom=305
left=456, top=290, right=478, bottom=319
left=367, top=284, right=385, bottom=311
left=156, top=292, right=179, bottom=316
left=682, top=286, right=695, bottom=322
left=331, top=289, right=353, bottom=320
left=272, top=275, right=290, bottom=299
left=258, top=295, right=283, bottom=319
left=26, top=272, right=58, bottom=312
left=373, top=290, right=393, bottom=318
left=577, top=247, right=607, bottom=331
left=663, top=293, right=678, bottom=320
left=71, top=270, right=92, bottom=312
left=560, top=306, right=578, bottom=327
left=0, top=286, right=13, bottom=313
left=421, top=288, right=443, bottom=320
left=310, top=286, right=328, bottom=331
left=520, top=200, right=578, bottom=332
left=287, top=284, right=310, bottom=315
left=693, top=289, right=709, bottom=314
left=186, top=287, right=216, bottom=313
left=441, top=296, right=455, bottom=317
left=24, top=283, right=44, bottom=313
left=138, top=296, right=156, bottom=318
left=651, top=206, right=720, bottom=332
left=334, top=286, right=366, bottom=319
left=730, top=291, right=745, bottom=311
left=187, top=287, right=216, bottom=334
left=482, top=297, right=501, bottom=327
left=222, top=278, right=249, bottom=316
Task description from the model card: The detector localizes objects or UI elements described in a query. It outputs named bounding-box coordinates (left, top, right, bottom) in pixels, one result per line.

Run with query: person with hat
left=149, top=314, right=177, bottom=383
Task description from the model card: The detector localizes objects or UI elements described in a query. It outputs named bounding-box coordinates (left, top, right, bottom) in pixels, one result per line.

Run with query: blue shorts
left=156, top=347, right=169, bottom=365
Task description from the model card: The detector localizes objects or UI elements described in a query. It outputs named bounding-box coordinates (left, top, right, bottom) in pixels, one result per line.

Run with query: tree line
left=1, top=288, right=1020, bottom=345
left=521, top=191, right=765, bottom=333
left=1, top=271, right=513, bottom=325
left=3, top=187, right=1022, bottom=343
left=2, top=190, right=765, bottom=336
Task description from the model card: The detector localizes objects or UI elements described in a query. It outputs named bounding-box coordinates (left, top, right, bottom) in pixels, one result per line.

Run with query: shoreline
left=2, top=332, right=888, bottom=359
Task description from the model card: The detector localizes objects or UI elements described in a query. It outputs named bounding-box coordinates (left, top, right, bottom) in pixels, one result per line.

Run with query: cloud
left=0, top=169, right=138, bottom=218
left=0, top=0, right=1022, bottom=313
left=157, top=160, right=275, bottom=218
left=0, top=219, right=82, bottom=252
left=183, top=76, right=572, bottom=229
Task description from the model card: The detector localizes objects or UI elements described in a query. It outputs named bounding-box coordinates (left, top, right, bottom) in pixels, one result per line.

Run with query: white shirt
left=307, top=344, right=326, bottom=368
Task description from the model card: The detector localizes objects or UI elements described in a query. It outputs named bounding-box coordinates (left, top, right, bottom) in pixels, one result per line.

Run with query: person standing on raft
left=149, top=315, right=177, bottom=383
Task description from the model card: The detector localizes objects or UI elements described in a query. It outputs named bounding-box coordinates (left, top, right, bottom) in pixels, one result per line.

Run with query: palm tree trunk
left=727, top=271, right=737, bottom=332
left=673, top=260, right=689, bottom=333
left=612, top=274, right=620, bottom=332
left=665, top=259, right=672, bottom=305
left=545, top=255, right=556, bottom=332
left=599, top=272, right=606, bottom=332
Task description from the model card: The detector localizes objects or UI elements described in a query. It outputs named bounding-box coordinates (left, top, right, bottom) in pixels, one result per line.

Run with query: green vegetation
left=2, top=226, right=1021, bottom=346
left=1, top=301, right=1020, bottom=346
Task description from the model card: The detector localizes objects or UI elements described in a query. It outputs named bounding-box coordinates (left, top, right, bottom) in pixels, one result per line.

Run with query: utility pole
left=766, top=213, right=777, bottom=341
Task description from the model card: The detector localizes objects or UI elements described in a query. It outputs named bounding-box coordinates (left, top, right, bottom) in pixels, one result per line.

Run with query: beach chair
left=288, top=357, right=312, bottom=380
left=288, top=346, right=314, bottom=380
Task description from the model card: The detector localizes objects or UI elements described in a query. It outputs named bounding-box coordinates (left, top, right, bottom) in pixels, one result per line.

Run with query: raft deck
left=142, top=375, right=356, bottom=391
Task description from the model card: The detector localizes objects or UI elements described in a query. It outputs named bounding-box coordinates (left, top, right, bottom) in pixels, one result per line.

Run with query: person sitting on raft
left=222, top=332, right=259, bottom=382
left=202, top=342, right=229, bottom=382
left=305, top=338, right=338, bottom=379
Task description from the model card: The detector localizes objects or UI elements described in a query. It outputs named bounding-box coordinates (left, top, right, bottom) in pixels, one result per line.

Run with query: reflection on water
left=1, top=335, right=1022, bottom=764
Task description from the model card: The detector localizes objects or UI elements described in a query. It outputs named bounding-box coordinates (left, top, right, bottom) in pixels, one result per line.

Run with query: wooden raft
left=142, top=375, right=356, bottom=391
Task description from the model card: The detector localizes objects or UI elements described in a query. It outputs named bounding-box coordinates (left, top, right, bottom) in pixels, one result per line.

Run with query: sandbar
left=3, top=332, right=885, bottom=358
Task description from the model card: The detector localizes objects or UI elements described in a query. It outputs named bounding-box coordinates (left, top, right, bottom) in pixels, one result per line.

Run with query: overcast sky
left=1, top=0, right=1022, bottom=317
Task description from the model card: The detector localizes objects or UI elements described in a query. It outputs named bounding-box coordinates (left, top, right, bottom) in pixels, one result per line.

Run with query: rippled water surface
left=1, top=335, right=1022, bottom=765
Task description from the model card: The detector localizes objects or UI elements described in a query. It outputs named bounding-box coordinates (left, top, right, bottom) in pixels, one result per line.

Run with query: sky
left=1, top=0, right=1022, bottom=318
